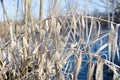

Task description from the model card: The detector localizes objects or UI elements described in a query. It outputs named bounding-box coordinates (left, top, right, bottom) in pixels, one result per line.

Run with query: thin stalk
left=39, top=0, right=43, bottom=27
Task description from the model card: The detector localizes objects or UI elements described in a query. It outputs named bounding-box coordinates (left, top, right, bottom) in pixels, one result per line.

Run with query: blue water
left=61, top=26, right=120, bottom=80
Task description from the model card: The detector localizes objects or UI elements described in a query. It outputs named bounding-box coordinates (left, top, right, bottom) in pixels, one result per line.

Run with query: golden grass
left=0, top=0, right=120, bottom=80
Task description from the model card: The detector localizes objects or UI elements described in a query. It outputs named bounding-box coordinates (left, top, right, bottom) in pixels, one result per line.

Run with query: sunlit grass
left=0, top=0, right=120, bottom=80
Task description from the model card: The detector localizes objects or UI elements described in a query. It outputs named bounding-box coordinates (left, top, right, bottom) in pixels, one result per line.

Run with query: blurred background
left=0, top=0, right=120, bottom=22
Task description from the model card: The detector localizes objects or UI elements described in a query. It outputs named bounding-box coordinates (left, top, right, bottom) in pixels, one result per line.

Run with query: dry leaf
left=33, top=43, right=41, bottom=54
left=23, top=37, right=29, bottom=48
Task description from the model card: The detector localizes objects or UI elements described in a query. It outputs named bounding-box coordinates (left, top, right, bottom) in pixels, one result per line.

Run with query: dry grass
left=0, top=0, right=120, bottom=80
